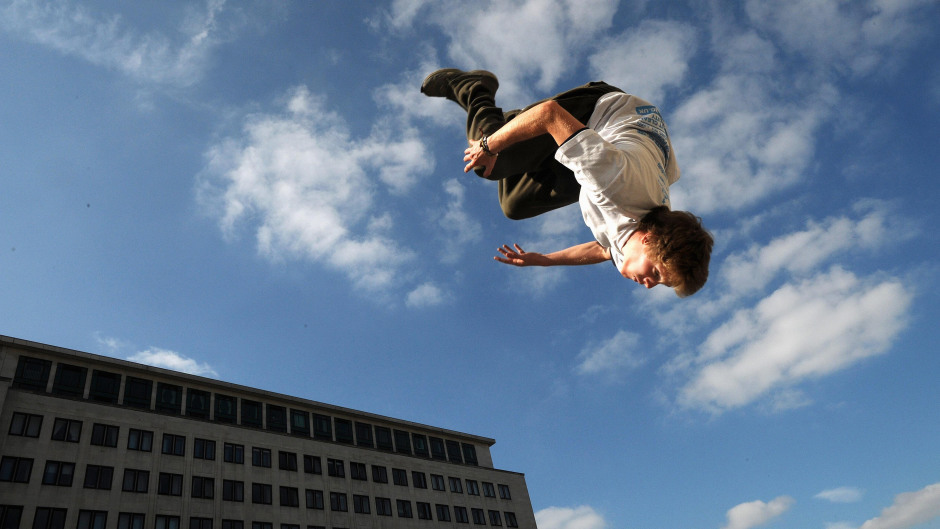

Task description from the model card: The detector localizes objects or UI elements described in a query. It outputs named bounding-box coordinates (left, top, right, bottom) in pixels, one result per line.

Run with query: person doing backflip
left=421, top=68, right=713, bottom=297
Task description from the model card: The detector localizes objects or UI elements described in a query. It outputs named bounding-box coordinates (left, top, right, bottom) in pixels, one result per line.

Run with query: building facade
left=0, top=335, right=537, bottom=529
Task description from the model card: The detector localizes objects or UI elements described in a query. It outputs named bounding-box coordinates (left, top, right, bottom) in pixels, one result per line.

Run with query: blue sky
left=2, top=1, right=939, bottom=528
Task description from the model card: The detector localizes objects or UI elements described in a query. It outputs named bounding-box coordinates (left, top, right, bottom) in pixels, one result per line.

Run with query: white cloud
left=721, top=496, right=794, bottom=529
left=406, top=282, right=447, bottom=308
left=198, top=85, right=434, bottom=295
left=576, top=330, right=645, bottom=376
left=679, top=267, right=912, bottom=412
left=436, top=179, right=483, bottom=263
left=128, top=347, right=218, bottom=378
left=535, top=505, right=607, bottom=529
left=588, top=20, right=697, bottom=103
left=0, top=0, right=228, bottom=86
left=859, top=483, right=940, bottom=529
left=817, top=487, right=865, bottom=503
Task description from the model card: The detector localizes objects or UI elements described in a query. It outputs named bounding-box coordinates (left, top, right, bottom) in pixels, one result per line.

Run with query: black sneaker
left=420, top=69, right=498, bottom=100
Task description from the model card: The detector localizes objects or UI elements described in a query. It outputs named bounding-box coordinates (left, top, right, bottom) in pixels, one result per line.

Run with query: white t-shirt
left=554, top=92, right=679, bottom=269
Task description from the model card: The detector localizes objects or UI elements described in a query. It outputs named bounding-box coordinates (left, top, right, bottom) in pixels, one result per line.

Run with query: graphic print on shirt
left=635, top=105, right=671, bottom=163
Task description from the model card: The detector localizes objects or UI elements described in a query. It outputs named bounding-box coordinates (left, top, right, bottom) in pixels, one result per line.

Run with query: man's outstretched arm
left=494, top=241, right=611, bottom=267
left=464, top=100, right=584, bottom=177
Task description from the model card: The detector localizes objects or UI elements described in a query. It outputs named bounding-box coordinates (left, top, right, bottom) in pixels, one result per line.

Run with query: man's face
left=619, top=231, right=668, bottom=289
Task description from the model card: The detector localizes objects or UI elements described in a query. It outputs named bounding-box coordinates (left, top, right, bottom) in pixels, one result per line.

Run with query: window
left=355, top=422, right=373, bottom=447
left=489, top=510, right=503, bottom=526
left=9, top=412, right=42, bottom=437
left=417, top=502, right=432, bottom=520
left=454, top=506, right=470, bottom=523
left=312, top=414, right=331, bottom=440
left=446, top=440, right=464, bottom=463
left=0, top=456, right=33, bottom=483
left=463, top=443, right=479, bottom=465
left=327, top=458, right=344, bottom=477
left=192, top=476, right=214, bottom=499
left=498, top=484, right=512, bottom=500
left=51, top=418, right=81, bottom=442
left=371, top=465, right=388, bottom=483
left=278, top=451, right=297, bottom=471
left=394, top=430, right=411, bottom=454
left=51, top=361, right=86, bottom=395
left=267, top=405, right=287, bottom=432
left=34, top=507, right=68, bottom=529
left=214, top=394, right=237, bottom=423
left=375, top=498, right=392, bottom=516
left=91, top=423, right=119, bottom=447
left=189, top=518, right=212, bottom=529
left=155, top=515, right=181, bottom=529
left=118, top=512, right=145, bottom=529
left=0, top=506, right=23, bottom=529
left=223, top=480, right=244, bottom=502
left=393, top=468, right=408, bottom=486
left=413, top=471, right=428, bottom=489
left=122, top=377, right=152, bottom=409
left=194, top=438, right=215, bottom=460
left=430, top=437, right=447, bottom=460
left=158, top=473, right=183, bottom=496
left=397, top=500, right=413, bottom=518
left=76, top=510, right=107, bottom=529
left=241, top=399, right=263, bottom=428
left=83, top=465, right=113, bottom=490
left=305, top=489, right=324, bottom=510
left=482, top=482, right=496, bottom=497
left=127, top=429, right=153, bottom=452
left=221, top=521, right=243, bottom=529
left=42, top=461, right=74, bottom=486
left=161, top=433, right=185, bottom=456
left=436, top=504, right=451, bottom=522
left=13, top=356, right=51, bottom=390
left=155, top=383, right=183, bottom=414
left=449, top=477, right=463, bottom=493
left=375, top=426, right=393, bottom=451
left=290, top=409, right=309, bottom=436
left=330, top=492, right=347, bottom=512
left=252, top=483, right=273, bottom=504
left=466, top=480, right=480, bottom=495
left=430, top=474, right=445, bottom=491
left=413, top=434, right=429, bottom=457
left=88, top=370, right=120, bottom=403
left=505, top=512, right=519, bottom=528
left=472, top=508, right=486, bottom=525
left=334, top=418, right=353, bottom=443
left=303, top=455, right=321, bottom=474
left=279, top=525, right=298, bottom=529
left=353, top=495, right=370, bottom=514
left=252, top=447, right=271, bottom=468
left=250, top=524, right=271, bottom=529
left=350, top=462, right=366, bottom=481
left=224, top=443, right=244, bottom=464
left=122, top=469, right=149, bottom=493
left=279, top=486, right=299, bottom=507
left=186, top=389, right=210, bottom=419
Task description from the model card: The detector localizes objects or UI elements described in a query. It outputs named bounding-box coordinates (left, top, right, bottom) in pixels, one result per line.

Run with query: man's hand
left=494, top=244, right=549, bottom=266
left=464, top=139, right=497, bottom=177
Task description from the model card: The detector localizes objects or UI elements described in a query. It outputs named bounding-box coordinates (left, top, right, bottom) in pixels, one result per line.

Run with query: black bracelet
left=480, top=136, right=498, bottom=157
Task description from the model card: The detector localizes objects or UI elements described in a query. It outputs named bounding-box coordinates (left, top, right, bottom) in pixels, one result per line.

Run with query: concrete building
left=0, top=335, right=537, bottom=529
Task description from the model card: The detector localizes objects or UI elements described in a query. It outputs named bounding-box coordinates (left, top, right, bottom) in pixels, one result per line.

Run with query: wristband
left=480, top=136, right=498, bottom=157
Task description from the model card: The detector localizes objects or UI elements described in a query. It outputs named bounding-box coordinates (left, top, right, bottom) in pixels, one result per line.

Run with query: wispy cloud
left=576, top=329, right=645, bottom=377
left=817, top=487, right=864, bottom=504
left=406, top=282, right=448, bottom=308
left=535, top=505, right=607, bottom=529
left=859, top=483, right=940, bottom=529
left=197, top=85, right=433, bottom=296
left=128, top=347, right=219, bottom=378
left=0, top=0, right=228, bottom=87
left=721, top=496, right=794, bottom=529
